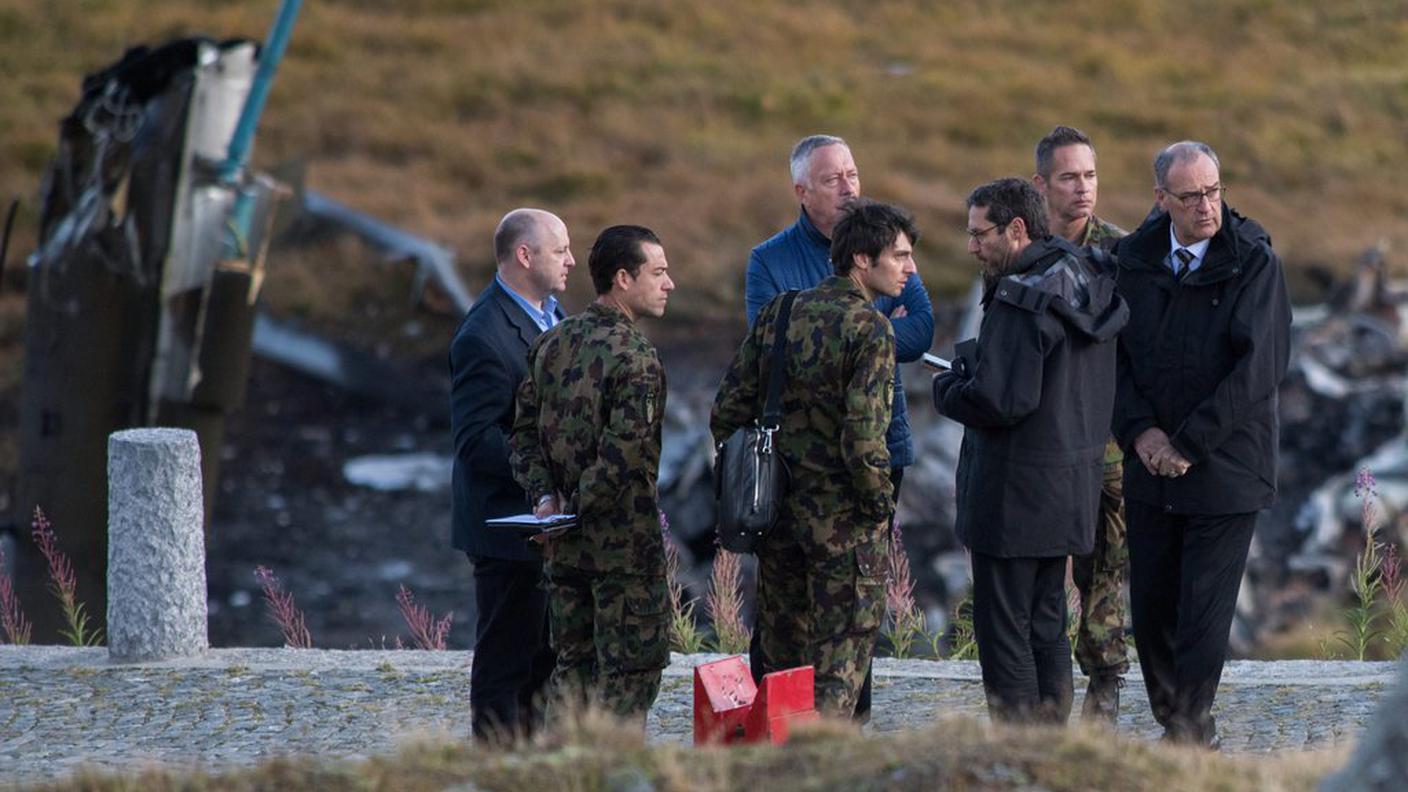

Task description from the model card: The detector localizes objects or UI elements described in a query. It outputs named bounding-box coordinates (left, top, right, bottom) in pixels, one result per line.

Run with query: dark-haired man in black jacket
left=1112, top=141, right=1291, bottom=748
left=934, top=177, right=1128, bottom=723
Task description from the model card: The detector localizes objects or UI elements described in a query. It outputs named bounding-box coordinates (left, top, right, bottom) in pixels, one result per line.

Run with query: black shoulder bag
left=715, top=290, right=797, bottom=554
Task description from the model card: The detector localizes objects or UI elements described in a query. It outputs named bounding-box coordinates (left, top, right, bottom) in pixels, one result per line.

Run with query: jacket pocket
left=852, top=536, right=888, bottom=634
left=600, top=576, right=671, bottom=673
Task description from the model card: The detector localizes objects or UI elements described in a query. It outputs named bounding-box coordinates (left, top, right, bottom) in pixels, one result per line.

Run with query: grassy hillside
left=1, top=0, right=1406, bottom=323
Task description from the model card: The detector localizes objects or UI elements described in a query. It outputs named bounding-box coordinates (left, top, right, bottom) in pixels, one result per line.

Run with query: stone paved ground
left=0, top=646, right=1395, bottom=788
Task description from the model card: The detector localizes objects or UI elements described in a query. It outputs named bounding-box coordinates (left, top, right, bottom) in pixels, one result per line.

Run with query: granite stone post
left=107, top=428, right=208, bottom=661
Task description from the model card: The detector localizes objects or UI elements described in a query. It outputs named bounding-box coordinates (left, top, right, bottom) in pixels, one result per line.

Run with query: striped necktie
left=1173, top=247, right=1195, bottom=279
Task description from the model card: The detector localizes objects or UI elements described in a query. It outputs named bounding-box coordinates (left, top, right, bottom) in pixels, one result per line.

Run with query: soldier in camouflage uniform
left=1033, top=126, right=1129, bottom=721
left=510, top=225, right=675, bottom=725
left=711, top=200, right=917, bottom=717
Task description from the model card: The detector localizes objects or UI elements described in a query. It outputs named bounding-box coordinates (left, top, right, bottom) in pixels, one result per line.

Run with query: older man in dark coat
left=934, top=178, right=1128, bottom=723
left=1113, top=141, right=1291, bottom=748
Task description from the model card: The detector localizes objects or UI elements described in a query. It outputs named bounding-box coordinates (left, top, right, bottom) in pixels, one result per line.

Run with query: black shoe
left=1160, top=725, right=1219, bottom=751
left=1081, top=673, right=1123, bottom=723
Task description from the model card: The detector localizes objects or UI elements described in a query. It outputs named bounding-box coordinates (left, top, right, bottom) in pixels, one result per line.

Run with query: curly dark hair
left=830, top=199, right=920, bottom=277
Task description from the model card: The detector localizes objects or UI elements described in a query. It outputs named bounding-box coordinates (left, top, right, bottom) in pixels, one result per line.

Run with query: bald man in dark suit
left=450, top=208, right=575, bottom=741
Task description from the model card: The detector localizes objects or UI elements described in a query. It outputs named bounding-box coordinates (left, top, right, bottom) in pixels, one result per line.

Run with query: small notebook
left=921, top=353, right=952, bottom=372
left=486, top=513, right=577, bottom=536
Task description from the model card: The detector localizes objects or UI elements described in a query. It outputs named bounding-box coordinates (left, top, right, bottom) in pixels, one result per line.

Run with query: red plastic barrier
left=693, top=656, right=817, bottom=745
left=693, top=656, right=756, bottom=744
left=744, top=665, right=819, bottom=744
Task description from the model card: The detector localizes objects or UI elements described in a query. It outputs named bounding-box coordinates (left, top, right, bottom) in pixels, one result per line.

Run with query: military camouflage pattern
left=710, top=276, right=896, bottom=550
left=1074, top=213, right=1130, bottom=677
left=544, top=565, right=668, bottom=722
left=1080, top=214, right=1127, bottom=253
left=510, top=302, right=667, bottom=578
left=755, top=529, right=888, bottom=717
left=510, top=301, right=670, bottom=719
left=1080, top=215, right=1128, bottom=470
left=1072, top=462, right=1130, bottom=676
left=711, top=275, right=895, bottom=716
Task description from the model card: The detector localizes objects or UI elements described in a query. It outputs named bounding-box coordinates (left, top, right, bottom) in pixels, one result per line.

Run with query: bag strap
left=761, top=290, right=799, bottom=430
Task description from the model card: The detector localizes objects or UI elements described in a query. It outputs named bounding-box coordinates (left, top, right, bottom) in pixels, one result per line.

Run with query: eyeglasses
left=967, top=223, right=1005, bottom=241
left=1165, top=184, right=1226, bottom=209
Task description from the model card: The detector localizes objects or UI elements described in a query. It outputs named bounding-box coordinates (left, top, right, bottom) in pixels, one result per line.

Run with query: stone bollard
left=107, top=428, right=208, bottom=661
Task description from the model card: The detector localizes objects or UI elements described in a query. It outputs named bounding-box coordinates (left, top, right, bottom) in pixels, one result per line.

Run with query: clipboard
left=921, top=353, right=952, bottom=372
left=486, top=513, right=577, bottom=537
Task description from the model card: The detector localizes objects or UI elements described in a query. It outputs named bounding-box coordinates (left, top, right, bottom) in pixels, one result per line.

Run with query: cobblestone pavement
left=0, top=646, right=1395, bottom=787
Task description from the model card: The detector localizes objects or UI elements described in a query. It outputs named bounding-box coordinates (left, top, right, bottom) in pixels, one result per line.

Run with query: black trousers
left=746, top=467, right=902, bottom=722
left=970, top=552, right=1072, bottom=724
left=469, top=554, right=555, bottom=741
left=1125, top=503, right=1255, bottom=745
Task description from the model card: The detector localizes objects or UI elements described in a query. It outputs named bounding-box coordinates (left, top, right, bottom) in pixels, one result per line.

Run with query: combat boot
left=1081, top=673, right=1122, bottom=723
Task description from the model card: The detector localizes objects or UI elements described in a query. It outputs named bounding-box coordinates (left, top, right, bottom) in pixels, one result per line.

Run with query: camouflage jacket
left=1080, top=215, right=1127, bottom=253
left=510, top=302, right=667, bottom=577
left=1080, top=215, right=1128, bottom=468
left=711, top=276, right=894, bottom=553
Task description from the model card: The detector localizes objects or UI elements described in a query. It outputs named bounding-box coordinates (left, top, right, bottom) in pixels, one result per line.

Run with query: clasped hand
left=1133, top=428, right=1191, bottom=478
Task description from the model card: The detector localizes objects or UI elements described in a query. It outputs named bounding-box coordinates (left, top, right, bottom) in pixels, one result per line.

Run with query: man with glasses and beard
left=935, top=178, right=1127, bottom=724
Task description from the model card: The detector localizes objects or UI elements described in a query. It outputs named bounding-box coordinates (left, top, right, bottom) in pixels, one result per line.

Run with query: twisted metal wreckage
left=10, top=2, right=474, bottom=641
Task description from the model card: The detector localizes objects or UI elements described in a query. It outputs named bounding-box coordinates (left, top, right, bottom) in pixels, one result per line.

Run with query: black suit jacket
left=449, top=279, right=561, bottom=560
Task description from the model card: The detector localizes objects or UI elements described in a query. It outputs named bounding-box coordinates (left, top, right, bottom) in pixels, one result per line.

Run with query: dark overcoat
left=934, top=237, right=1129, bottom=558
left=1111, top=205, right=1292, bottom=515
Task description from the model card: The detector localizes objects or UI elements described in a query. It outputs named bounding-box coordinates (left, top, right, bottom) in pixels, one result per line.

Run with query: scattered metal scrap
left=1238, top=241, right=1408, bottom=648
left=251, top=313, right=449, bottom=418
left=300, top=190, right=472, bottom=314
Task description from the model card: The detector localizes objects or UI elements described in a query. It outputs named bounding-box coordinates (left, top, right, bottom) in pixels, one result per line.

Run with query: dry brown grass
left=37, top=710, right=1346, bottom=791
left=1, top=0, right=1406, bottom=322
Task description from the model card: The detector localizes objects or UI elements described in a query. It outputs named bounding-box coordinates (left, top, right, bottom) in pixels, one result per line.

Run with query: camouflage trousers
left=1070, top=459, right=1130, bottom=676
left=544, top=563, right=670, bottom=724
left=756, top=525, right=888, bottom=718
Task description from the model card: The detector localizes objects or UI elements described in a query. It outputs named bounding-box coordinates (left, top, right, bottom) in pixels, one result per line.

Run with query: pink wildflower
left=253, top=565, right=313, bottom=648
left=395, top=584, right=452, bottom=651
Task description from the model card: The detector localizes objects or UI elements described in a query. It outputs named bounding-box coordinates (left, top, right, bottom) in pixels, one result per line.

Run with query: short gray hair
left=789, top=134, right=848, bottom=186
left=1153, top=141, right=1220, bottom=188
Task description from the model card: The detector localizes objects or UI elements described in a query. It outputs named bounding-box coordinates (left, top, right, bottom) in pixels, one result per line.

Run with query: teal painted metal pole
left=218, top=0, right=303, bottom=184
left=218, top=0, right=303, bottom=258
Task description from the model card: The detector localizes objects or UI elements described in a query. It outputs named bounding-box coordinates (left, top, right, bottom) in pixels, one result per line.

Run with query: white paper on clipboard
left=921, top=353, right=952, bottom=372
